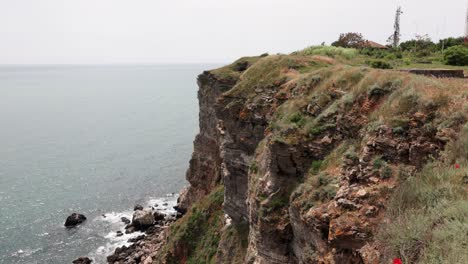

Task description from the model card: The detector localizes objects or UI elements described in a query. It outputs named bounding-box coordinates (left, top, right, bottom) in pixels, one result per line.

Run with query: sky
left=0, top=0, right=466, bottom=64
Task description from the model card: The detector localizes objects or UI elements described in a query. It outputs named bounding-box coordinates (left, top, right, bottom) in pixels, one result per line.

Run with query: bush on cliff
left=444, top=45, right=468, bottom=66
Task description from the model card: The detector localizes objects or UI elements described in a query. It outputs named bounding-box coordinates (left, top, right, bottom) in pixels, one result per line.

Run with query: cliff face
left=158, top=54, right=467, bottom=264
left=177, top=72, right=229, bottom=211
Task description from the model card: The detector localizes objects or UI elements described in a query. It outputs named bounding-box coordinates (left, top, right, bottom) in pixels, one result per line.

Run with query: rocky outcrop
left=177, top=71, right=237, bottom=211
left=107, top=226, right=169, bottom=264
left=132, top=209, right=155, bottom=231
left=155, top=55, right=467, bottom=263
left=64, top=213, right=87, bottom=227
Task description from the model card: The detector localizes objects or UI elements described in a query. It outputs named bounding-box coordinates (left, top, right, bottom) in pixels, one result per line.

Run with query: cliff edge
left=154, top=53, right=467, bottom=264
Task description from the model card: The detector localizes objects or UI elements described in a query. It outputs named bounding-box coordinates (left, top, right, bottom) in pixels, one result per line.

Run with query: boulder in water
left=153, top=211, right=165, bottom=222
left=133, top=204, right=144, bottom=211
left=64, top=213, right=87, bottom=227
left=72, top=256, right=92, bottom=264
left=121, top=216, right=131, bottom=225
left=132, top=208, right=154, bottom=230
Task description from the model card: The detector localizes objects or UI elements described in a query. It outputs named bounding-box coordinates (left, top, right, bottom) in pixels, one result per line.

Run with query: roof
left=362, top=40, right=388, bottom=49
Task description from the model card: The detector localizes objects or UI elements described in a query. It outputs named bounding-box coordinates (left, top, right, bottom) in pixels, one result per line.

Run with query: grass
left=376, top=128, right=468, bottom=263
left=217, top=222, right=249, bottom=264
left=223, top=55, right=331, bottom=99
left=290, top=142, right=352, bottom=213
left=296, top=46, right=358, bottom=60
left=155, top=186, right=225, bottom=264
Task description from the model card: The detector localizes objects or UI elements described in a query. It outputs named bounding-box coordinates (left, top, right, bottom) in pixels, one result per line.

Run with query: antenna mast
left=465, top=4, right=468, bottom=42
left=392, top=6, right=403, bottom=48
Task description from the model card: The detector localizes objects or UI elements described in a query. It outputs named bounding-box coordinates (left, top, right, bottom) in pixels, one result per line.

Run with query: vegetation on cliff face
left=376, top=128, right=468, bottom=264
left=167, top=44, right=467, bottom=263
left=155, top=187, right=225, bottom=264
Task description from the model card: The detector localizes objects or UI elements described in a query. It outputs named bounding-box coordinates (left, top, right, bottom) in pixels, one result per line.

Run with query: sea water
left=0, top=64, right=216, bottom=264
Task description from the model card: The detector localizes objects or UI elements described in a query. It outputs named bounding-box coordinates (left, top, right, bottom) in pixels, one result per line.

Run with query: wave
left=88, top=193, right=178, bottom=263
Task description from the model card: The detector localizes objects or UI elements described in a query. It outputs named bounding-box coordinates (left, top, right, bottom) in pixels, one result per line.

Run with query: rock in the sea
left=121, top=216, right=131, bottom=225
left=132, top=208, right=154, bottom=230
left=134, top=204, right=144, bottom=211
left=116, top=231, right=123, bottom=237
left=125, top=225, right=136, bottom=234
left=153, top=211, right=165, bottom=221
left=128, top=234, right=146, bottom=243
left=72, top=256, right=92, bottom=264
left=176, top=212, right=184, bottom=219
left=64, top=213, right=87, bottom=227
left=173, top=205, right=187, bottom=215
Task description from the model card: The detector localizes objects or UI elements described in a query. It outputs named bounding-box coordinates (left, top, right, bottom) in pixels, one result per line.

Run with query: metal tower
left=392, top=6, right=403, bottom=48
left=465, top=4, right=468, bottom=42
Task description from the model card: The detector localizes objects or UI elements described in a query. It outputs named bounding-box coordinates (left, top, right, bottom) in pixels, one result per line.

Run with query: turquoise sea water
left=0, top=65, right=214, bottom=263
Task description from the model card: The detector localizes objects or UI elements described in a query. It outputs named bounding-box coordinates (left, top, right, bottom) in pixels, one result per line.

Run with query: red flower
left=455, top=164, right=460, bottom=169
left=393, top=258, right=402, bottom=264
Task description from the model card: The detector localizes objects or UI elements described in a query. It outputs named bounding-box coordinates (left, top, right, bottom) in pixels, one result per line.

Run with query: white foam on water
left=99, top=211, right=133, bottom=226
left=89, top=212, right=143, bottom=263
left=11, top=247, right=42, bottom=258
left=147, top=194, right=179, bottom=216
left=88, top=193, right=179, bottom=264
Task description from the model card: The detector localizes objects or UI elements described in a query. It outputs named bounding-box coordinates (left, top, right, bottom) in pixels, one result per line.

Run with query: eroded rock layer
left=154, top=54, right=467, bottom=264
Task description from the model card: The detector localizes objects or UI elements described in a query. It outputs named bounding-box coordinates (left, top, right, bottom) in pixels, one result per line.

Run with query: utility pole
left=388, top=7, right=403, bottom=48
left=465, top=4, right=468, bottom=43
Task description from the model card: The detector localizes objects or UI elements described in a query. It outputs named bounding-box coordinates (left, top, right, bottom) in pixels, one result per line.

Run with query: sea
left=0, top=64, right=217, bottom=264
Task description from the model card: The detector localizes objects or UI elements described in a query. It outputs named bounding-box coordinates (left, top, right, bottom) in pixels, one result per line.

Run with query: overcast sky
left=0, top=0, right=466, bottom=64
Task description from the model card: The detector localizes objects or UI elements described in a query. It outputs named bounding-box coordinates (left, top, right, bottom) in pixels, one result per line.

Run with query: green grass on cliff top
left=209, top=45, right=467, bottom=90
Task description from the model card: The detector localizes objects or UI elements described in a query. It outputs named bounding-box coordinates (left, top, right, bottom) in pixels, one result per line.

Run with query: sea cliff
left=109, top=52, right=467, bottom=264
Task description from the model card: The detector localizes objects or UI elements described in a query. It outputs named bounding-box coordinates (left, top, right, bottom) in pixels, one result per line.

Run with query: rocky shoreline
left=104, top=200, right=185, bottom=264
left=71, top=195, right=184, bottom=264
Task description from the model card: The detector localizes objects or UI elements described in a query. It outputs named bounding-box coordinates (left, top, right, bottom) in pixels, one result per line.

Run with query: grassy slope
left=295, top=45, right=468, bottom=74
left=376, top=128, right=468, bottom=264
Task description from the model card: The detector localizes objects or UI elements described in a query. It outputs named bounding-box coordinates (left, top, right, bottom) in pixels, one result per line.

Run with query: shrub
left=438, top=37, right=465, bottom=49
left=368, top=60, right=392, bottom=69
left=399, top=35, right=437, bottom=54
left=444, top=45, right=468, bottom=66
left=289, top=113, right=306, bottom=127
left=299, top=46, right=358, bottom=59
left=376, top=158, right=468, bottom=263
left=367, top=82, right=397, bottom=98
left=384, top=53, right=397, bottom=60
left=392, top=126, right=406, bottom=135
left=380, top=165, right=393, bottom=179
left=308, top=123, right=335, bottom=136
left=312, top=186, right=337, bottom=202
left=373, top=156, right=384, bottom=169
left=310, top=160, right=323, bottom=174
left=249, top=162, right=259, bottom=174
left=344, top=147, right=359, bottom=162
left=331, top=32, right=366, bottom=48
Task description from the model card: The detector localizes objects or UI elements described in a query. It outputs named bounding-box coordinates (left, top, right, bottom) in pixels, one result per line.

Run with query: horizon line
left=0, top=62, right=228, bottom=67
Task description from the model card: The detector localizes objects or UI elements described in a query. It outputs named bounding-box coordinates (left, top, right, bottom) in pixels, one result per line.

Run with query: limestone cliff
left=157, top=54, right=467, bottom=264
